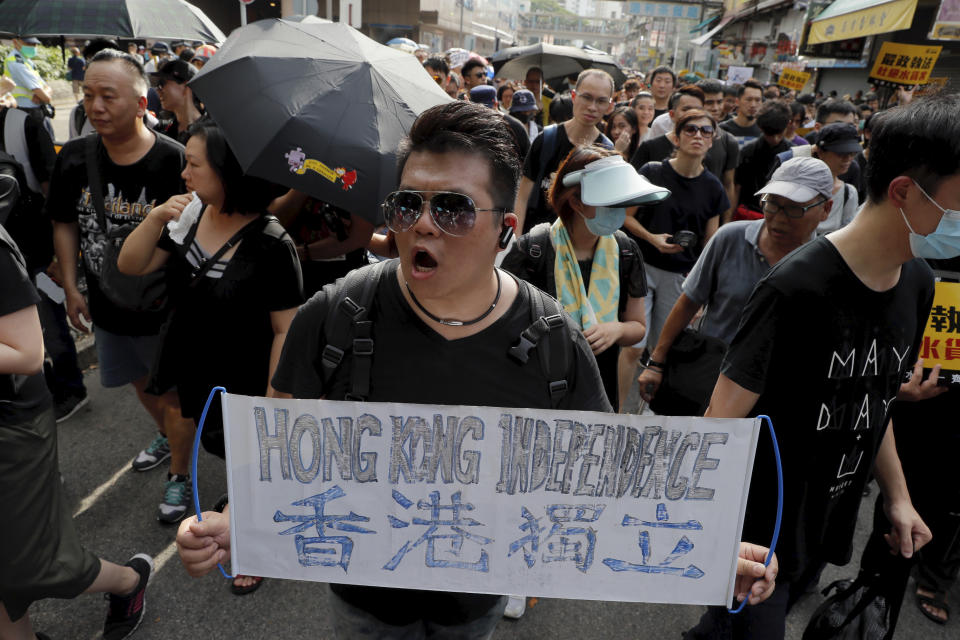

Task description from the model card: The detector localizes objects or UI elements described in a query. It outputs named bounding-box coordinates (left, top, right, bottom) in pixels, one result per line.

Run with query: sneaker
left=103, top=553, right=153, bottom=640
left=55, top=392, right=89, bottom=423
left=157, top=474, right=192, bottom=524
left=131, top=434, right=170, bottom=472
left=503, top=595, right=526, bottom=619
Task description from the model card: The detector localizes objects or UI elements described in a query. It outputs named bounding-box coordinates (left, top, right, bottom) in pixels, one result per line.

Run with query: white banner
left=726, top=66, right=754, bottom=85
left=221, top=395, right=761, bottom=606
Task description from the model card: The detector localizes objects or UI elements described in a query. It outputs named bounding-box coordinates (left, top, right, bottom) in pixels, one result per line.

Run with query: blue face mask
left=582, top=206, right=626, bottom=236
left=21, top=46, right=36, bottom=58
left=901, top=181, right=960, bottom=259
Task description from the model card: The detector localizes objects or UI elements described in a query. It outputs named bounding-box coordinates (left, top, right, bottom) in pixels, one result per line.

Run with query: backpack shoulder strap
left=84, top=134, right=109, bottom=232
left=73, top=102, right=86, bottom=139
left=508, top=280, right=573, bottom=409
left=320, top=259, right=390, bottom=400
left=2, top=108, right=40, bottom=193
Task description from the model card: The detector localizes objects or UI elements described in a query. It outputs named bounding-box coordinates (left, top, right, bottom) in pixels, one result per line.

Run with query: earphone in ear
left=498, top=225, right=514, bottom=249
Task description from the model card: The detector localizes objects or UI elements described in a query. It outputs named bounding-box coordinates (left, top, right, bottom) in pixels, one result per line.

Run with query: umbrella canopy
left=0, top=0, right=225, bottom=43
left=386, top=37, right=417, bottom=47
left=189, top=18, right=451, bottom=225
left=492, top=43, right=626, bottom=88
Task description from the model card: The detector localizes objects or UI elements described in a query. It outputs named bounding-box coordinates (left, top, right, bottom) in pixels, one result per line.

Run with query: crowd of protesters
left=1, top=35, right=958, bottom=640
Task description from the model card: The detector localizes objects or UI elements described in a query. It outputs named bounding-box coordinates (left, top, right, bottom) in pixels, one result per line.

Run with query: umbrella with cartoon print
left=188, top=17, right=451, bottom=224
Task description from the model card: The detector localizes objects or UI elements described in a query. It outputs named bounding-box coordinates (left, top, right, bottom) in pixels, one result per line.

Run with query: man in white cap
left=638, top=156, right=834, bottom=408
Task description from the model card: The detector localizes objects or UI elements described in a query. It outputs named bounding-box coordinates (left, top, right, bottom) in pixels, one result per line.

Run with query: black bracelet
left=646, top=358, right=666, bottom=370
left=213, top=493, right=229, bottom=513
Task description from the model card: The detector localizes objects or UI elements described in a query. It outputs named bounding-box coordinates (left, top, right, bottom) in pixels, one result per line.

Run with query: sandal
left=230, top=575, right=264, bottom=596
left=916, top=586, right=949, bottom=625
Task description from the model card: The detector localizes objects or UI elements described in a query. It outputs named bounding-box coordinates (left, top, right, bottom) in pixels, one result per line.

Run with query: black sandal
left=230, top=575, right=264, bottom=596
left=916, top=587, right=949, bottom=625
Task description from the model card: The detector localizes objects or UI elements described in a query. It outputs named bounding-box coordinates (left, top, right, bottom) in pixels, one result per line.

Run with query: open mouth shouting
left=411, top=247, right=439, bottom=278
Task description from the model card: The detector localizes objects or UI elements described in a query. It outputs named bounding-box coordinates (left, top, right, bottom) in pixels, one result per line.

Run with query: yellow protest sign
left=869, top=41, right=942, bottom=86
left=777, top=68, right=811, bottom=91
left=918, top=281, right=960, bottom=381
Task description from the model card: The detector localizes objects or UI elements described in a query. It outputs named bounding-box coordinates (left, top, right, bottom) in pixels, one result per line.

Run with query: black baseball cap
left=151, top=59, right=197, bottom=85
left=817, top=122, right=862, bottom=154
left=150, top=41, right=170, bottom=53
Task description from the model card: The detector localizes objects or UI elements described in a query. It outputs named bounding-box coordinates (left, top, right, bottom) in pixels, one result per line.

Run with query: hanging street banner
left=917, top=280, right=960, bottom=385
left=929, top=0, right=960, bottom=40
left=628, top=1, right=702, bottom=21
left=221, top=395, right=762, bottom=606
left=868, top=41, right=942, bottom=87
left=777, top=68, right=812, bottom=91
left=809, top=0, right=919, bottom=45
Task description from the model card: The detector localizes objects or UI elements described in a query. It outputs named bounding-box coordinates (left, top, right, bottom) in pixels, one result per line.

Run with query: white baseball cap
left=562, top=155, right=671, bottom=207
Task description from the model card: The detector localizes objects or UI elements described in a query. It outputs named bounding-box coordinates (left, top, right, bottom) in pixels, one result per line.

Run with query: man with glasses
left=514, top=68, right=615, bottom=233
left=422, top=55, right=449, bottom=90
left=638, top=157, right=833, bottom=407
left=177, top=99, right=614, bottom=637
left=460, top=58, right=488, bottom=93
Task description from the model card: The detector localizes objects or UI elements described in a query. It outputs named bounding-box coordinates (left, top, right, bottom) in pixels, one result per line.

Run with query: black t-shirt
left=46, top=133, right=185, bottom=335
left=719, top=119, right=762, bottom=148
left=521, top=124, right=607, bottom=233
left=0, top=226, right=50, bottom=423
left=271, top=259, right=611, bottom=625
left=153, top=214, right=304, bottom=421
left=500, top=225, right=647, bottom=411
left=735, top=137, right=792, bottom=212
left=285, top=197, right=368, bottom=297
left=632, top=161, right=728, bottom=273
left=722, top=238, right=934, bottom=580
left=653, top=107, right=668, bottom=119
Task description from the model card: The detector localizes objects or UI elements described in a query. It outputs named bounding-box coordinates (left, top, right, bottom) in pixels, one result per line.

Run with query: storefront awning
left=690, top=14, right=720, bottom=33
left=808, top=0, right=918, bottom=44
left=691, top=16, right=733, bottom=46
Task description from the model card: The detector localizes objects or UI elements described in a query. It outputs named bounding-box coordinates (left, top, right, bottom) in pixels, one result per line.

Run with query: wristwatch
left=645, top=357, right=666, bottom=370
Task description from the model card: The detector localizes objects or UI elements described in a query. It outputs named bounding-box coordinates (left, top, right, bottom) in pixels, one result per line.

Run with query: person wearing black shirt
left=647, top=65, right=676, bottom=119
left=49, top=49, right=194, bottom=524
left=515, top=69, right=616, bottom=233
left=734, top=101, right=792, bottom=215
left=684, top=92, right=960, bottom=640
left=177, top=100, right=779, bottom=636
left=151, top=59, right=202, bottom=145
left=0, top=226, right=154, bottom=640
left=621, top=110, right=728, bottom=409
left=719, top=80, right=763, bottom=149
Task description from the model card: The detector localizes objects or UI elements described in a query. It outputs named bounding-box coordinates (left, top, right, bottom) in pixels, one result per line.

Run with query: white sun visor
left=562, top=155, right=672, bottom=207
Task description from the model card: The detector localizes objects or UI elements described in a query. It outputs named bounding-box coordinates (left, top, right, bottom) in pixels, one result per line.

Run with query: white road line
left=72, top=461, right=133, bottom=518
left=153, top=539, right=180, bottom=575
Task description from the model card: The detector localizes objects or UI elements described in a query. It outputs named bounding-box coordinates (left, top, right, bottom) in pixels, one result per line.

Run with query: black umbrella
left=0, top=0, right=225, bottom=43
left=492, top=43, right=626, bottom=88
left=189, top=18, right=451, bottom=225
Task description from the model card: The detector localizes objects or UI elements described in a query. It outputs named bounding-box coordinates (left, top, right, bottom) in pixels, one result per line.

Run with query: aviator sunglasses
left=382, top=190, right=506, bottom=237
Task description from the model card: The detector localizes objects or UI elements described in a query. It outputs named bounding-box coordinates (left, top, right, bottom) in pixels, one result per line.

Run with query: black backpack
left=0, top=150, right=50, bottom=274
left=318, top=260, right=574, bottom=408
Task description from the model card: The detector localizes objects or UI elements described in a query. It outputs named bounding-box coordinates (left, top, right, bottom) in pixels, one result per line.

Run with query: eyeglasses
left=382, top=190, right=506, bottom=237
left=431, top=74, right=443, bottom=85
left=575, top=92, right=612, bottom=107
left=680, top=124, right=715, bottom=137
left=761, top=196, right=828, bottom=219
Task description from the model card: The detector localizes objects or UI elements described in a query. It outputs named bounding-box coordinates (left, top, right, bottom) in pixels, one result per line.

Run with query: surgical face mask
left=21, top=46, right=37, bottom=58
left=900, top=181, right=960, bottom=259
left=582, top=206, right=626, bottom=236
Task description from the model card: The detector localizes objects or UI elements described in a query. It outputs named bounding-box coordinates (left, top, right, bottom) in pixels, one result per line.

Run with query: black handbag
left=649, top=328, right=727, bottom=417
left=84, top=134, right=170, bottom=313
left=802, top=518, right=912, bottom=640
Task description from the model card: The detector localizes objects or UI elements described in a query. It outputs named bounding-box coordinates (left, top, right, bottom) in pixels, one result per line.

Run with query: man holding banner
left=686, top=93, right=960, bottom=638
left=177, top=101, right=778, bottom=638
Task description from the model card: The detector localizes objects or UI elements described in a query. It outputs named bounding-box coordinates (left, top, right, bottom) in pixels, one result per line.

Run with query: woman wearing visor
left=503, top=146, right=670, bottom=410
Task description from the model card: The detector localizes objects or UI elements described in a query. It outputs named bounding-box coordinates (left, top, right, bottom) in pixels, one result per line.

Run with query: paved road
left=27, top=366, right=958, bottom=639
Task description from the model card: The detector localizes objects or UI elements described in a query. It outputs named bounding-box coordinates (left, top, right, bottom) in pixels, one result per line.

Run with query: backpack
left=318, top=260, right=574, bottom=408
left=527, top=124, right=615, bottom=223
left=513, top=222, right=641, bottom=310
left=0, top=152, right=50, bottom=274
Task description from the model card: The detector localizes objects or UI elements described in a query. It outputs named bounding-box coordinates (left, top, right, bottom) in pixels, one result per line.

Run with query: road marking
left=154, top=539, right=180, bottom=574
left=72, top=461, right=133, bottom=518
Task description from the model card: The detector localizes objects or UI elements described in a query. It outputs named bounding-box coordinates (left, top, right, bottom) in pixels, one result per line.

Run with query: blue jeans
left=329, top=586, right=506, bottom=640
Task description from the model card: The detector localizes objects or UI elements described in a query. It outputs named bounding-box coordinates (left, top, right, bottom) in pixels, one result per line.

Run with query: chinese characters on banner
left=777, top=68, right=811, bottom=91
left=916, top=280, right=960, bottom=386
left=222, top=396, right=761, bottom=606
left=929, top=0, right=960, bottom=41
left=868, top=41, right=942, bottom=88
